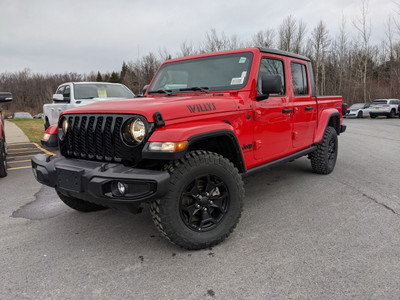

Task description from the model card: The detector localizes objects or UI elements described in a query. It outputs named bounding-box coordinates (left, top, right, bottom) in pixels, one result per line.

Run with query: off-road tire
left=56, top=189, right=108, bottom=212
left=150, top=150, right=244, bottom=250
left=309, top=126, right=338, bottom=175
left=0, top=139, right=7, bottom=177
left=388, top=109, right=395, bottom=118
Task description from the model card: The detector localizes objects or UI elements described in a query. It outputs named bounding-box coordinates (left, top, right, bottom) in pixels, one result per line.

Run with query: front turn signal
left=148, top=141, right=188, bottom=152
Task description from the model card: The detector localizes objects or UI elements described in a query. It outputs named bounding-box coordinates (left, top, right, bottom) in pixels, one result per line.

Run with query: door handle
left=305, top=106, right=313, bottom=111
left=282, top=108, right=294, bottom=114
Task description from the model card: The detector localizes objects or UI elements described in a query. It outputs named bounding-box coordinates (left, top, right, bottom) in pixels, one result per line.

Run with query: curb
left=4, top=120, right=30, bottom=144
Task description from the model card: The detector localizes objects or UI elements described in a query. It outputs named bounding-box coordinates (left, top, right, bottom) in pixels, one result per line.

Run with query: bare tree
left=250, top=29, right=276, bottom=48
left=293, top=20, right=307, bottom=54
left=352, top=0, right=371, bottom=101
left=278, top=15, right=297, bottom=52
left=311, top=20, right=330, bottom=95
left=179, top=40, right=198, bottom=57
left=201, top=29, right=242, bottom=53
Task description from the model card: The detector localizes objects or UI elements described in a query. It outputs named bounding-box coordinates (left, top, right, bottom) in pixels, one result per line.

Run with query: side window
left=63, top=85, right=71, bottom=99
left=291, top=62, right=309, bottom=96
left=56, top=86, right=65, bottom=95
left=257, top=58, right=285, bottom=95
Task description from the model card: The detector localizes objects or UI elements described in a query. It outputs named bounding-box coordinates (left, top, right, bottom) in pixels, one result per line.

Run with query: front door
left=253, top=57, right=292, bottom=161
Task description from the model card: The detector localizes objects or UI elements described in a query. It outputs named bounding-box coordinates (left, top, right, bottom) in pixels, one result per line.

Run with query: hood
left=63, top=95, right=239, bottom=122
left=74, top=97, right=128, bottom=106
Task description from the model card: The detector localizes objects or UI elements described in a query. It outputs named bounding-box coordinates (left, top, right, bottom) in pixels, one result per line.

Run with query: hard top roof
left=258, top=48, right=311, bottom=62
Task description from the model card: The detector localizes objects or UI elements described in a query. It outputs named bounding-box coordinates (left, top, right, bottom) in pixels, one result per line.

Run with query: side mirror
left=52, top=94, right=65, bottom=102
left=142, top=84, right=149, bottom=96
left=256, top=75, right=282, bottom=101
left=0, top=92, right=13, bottom=102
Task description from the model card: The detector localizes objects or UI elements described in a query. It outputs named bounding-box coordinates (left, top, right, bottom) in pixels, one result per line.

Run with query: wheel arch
left=143, top=129, right=246, bottom=173
left=314, top=110, right=341, bottom=144
left=186, top=130, right=246, bottom=173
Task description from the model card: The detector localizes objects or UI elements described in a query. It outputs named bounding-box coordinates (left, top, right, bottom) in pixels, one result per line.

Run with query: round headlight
left=123, top=118, right=146, bottom=144
left=130, top=119, right=145, bottom=143
left=62, top=118, right=69, bottom=135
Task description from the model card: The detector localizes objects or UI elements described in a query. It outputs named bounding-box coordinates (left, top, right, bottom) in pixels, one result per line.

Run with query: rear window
left=372, top=99, right=388, bottom=104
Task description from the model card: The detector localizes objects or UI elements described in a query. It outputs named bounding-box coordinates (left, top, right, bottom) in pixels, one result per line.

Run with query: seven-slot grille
left=62, top=115, right=124, bottom=162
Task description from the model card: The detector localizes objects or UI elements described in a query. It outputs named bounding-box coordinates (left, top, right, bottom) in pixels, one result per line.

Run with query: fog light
left=117, top=182, right=128, bottom=195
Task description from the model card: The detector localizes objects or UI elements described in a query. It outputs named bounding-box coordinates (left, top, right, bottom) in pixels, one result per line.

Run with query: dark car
left=0, top=92, right=13, bottom=177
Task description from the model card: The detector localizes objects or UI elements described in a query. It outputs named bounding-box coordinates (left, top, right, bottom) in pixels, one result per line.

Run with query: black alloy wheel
left=180, top=174, right=229, bottom=232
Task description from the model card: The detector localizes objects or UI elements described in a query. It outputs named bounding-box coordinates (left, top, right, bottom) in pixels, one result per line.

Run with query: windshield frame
left=148, top=52, right=254, bottom=94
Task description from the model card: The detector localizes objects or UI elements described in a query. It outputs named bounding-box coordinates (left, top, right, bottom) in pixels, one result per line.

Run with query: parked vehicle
left=0, top=92, right=13, bottom=177
left=43, top=82, right=135, bottom=129
left=346, top=103, right=371, bottom=118
left=369, top=99, right=400, bottom=118
left=33, top=113, right=44, bottom=119
left=32, top=48, right=346, bottom=249
left=12, top=112, right=33, bottom=119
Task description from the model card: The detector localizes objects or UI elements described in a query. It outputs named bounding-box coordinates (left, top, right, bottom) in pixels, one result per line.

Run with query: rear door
left=289, top=61, right=317, bottom=149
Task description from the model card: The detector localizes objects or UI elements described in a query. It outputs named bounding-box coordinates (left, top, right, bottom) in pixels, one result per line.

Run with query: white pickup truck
left=43, top=82, right=135, bottom=129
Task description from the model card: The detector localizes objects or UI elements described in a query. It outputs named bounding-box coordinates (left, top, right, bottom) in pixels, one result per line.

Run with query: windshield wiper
left=179, top=87, right=211, bottom=94
left=148, top=89, right=174, bottom=96
left=78, top=96, right=96, bottom=99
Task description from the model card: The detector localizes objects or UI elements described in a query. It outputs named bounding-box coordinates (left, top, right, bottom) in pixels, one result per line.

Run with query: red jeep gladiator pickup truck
left=0, top=92, right=13, bottom=177
left=32, top=48, right=346, bottom=249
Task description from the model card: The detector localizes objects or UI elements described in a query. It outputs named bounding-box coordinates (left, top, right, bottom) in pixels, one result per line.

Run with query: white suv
left=369, top=99, right=400, bottom=119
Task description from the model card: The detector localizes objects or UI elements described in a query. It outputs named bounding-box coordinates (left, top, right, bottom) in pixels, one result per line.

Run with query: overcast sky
left=0, top=0, right=398, bottom=74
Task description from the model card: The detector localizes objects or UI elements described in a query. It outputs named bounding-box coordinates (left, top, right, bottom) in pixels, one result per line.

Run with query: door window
left=257, top=58, right=285, bottom=96
left=56, top=86, right=65, bottom=94
left=291, top=63, right=309, bottom=96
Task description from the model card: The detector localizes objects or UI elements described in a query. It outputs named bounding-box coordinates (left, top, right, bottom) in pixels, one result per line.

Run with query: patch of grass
left=8, top=119, right=44, bottom=143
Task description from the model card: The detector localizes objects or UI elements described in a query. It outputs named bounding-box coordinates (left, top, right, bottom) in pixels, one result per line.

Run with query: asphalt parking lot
left=0, top=118, right=399, bottom=299
left=6, top=142, right=55, bottom=171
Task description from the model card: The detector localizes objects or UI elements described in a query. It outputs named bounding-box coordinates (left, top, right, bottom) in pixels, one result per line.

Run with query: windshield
left=148, top=52, right=253, bottom=93
left=349, top=104, right=364, bottom=109
left=74, top=84, right=134, bottom=100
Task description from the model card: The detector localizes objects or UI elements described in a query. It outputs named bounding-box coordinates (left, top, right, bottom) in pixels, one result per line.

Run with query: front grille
left=59, top=114, right=149, bottom=164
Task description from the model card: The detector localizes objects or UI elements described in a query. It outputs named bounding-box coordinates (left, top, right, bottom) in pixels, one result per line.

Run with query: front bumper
left=31, top=154, right=170, bottom=211
left=369, top=109, right=391, bottom=115
left=346, top=112, right=357, bottom=118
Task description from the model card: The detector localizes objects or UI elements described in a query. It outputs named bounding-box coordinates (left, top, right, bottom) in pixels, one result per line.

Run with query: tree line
left=1, top=2, right=400, bottom=115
